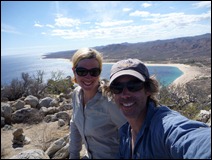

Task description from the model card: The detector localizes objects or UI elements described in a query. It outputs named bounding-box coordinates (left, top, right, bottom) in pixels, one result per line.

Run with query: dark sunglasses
left=75, top=67, right=101, bottom=77
left=110, top=80, right=144, bottom=94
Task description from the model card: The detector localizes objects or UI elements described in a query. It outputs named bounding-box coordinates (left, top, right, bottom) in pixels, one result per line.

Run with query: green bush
left=1, top=70, right=74, bottom=101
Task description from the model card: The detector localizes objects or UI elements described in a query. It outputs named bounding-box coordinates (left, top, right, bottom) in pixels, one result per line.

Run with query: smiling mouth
left=120, top=102, right=134, bottom=113
left=122, top=102, right=134, bottom=107
left=83, top=81, right=92, bottom=86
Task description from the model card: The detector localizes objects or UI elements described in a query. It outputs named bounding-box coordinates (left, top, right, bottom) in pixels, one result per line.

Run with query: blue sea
left=1, top=53, right=183, bottom=86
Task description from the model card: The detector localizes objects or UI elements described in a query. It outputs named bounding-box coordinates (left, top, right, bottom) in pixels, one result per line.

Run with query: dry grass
left=1, top=121, right=69, bottom=159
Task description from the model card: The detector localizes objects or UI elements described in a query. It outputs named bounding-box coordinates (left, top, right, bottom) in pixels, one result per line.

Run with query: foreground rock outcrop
left=1, top=92, right=211, bottom=159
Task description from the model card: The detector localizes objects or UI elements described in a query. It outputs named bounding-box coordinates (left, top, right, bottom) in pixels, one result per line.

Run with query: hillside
left=2, top=33, right=211, bottom=159
left=42, top=33, right=211, bottom=107
left=43, top=33, right=211, bottom=65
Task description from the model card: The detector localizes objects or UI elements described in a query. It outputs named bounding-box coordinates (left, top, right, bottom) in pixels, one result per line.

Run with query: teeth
left=84, top=82, right=92, bottom=86
left=122, top=102, right=134, bottom=107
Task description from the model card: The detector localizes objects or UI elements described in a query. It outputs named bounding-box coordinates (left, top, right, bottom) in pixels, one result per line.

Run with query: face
left=112, top=75, right=150, bottom=120
left=73, top=58, right=100, bottom=92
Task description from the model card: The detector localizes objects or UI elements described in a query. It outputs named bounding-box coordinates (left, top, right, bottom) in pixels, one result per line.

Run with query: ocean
left=1, top=53, right=183, bottom=86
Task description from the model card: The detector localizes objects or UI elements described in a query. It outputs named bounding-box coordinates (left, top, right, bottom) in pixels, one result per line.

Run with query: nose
left=84, top=72, right=92, bottom=78
left=120, top=87, right=131, bottom=98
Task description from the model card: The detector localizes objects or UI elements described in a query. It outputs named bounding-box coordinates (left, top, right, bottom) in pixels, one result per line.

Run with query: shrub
left=1, top=70, right=74, bottom=101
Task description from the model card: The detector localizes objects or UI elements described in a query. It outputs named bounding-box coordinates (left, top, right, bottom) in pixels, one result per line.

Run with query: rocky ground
left=1, top=121, right=69, bottom=159
left=1, top=62, right=211, bottom=159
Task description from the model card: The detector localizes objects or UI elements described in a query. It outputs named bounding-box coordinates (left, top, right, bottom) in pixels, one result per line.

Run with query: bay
left=1, top=54, right=183, bottom=86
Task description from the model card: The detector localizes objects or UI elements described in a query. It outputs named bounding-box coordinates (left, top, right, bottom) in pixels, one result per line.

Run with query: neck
left=82, top=87, right=98, bottom=106
left=128, top=107, right=147, bottom=138
left=130, top=116, right=145, bottom=157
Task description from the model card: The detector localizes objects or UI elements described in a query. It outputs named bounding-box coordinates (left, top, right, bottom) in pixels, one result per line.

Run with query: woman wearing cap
left=69, top=48, right=126, bottom=159
left=108, top=58, right=211, bottom=159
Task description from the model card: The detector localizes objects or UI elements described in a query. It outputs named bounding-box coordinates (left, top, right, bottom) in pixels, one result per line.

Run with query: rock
left=9, top=149, right=50, bottom=159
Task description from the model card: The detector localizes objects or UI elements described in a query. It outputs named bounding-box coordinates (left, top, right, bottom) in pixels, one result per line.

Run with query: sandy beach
left=145, top=63, right=202, bottom=86
left=104, top=62, right=202, bottom=86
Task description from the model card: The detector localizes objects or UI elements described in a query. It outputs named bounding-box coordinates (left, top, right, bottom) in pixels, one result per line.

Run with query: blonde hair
left=71, top=48, right=103, bottom=83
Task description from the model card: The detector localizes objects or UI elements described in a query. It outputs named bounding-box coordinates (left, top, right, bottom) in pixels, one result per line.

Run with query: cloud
left=192, top=1, right=211, bottom=8
left=51, top=29, right=88, bottom=39
left=1, top=23, right=21, bottom=34
left=48, top=8, right=210, bottom=42
left=128, top=9, right=211, bottom=27
left=33, top=2, right=211, bottom=45
left=145, top=12, right=211, bottom=26
left=123, top=8, right=132, bottom=12
left=54, top=17, right=81, bottom=27
left=46, top=24, right=55, bottom=28
left=129, top=11, right=150, bottom=17
left=95, top=20, right=133, bottom=27
left=34, top=23, right=43, bottom=28
left=142, top=2, right=152, bottom=8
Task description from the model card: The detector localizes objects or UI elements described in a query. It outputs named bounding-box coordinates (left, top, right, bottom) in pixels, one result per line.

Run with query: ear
left=72, top=67, right=75, bottom=73
left=144, top=90, right=151, bottom=97
left=72, top=67, right=77, bottom=79
left=72, top=68, right=77, bottom=83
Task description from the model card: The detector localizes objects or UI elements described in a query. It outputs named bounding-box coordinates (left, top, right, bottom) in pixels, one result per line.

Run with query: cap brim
left=109, top=69, right=146, bottom=85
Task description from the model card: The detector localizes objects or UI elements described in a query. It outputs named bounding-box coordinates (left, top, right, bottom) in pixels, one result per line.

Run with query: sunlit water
left=1, top=54, right=183, bottom=86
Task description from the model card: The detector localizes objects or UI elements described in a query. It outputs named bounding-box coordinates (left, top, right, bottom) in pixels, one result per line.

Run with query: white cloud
left=47, top=8, right=210, bottom=43
left=1, top=23, right=21, bottom=34
left=95, top=20, right=133, bottom=27
left=2, top=1, right=211, bottom=56
left=33, top=2, right=211, bottom=45
left=34, top=23, right=43, bottom=28
left=145, top=12, right=211, bottom=27
left=193, top=1, right=211, bottom=8
left=30, top=2, right=211, bottom=46
left=51, top=29, right=88, bottom=39
left=54, top=17, right=81, bottom=27
left=123, top=8, right=132, bottom=12
left=34, top=21, right=44, bottom=27
left=142, top=2, right=152, bottom=8
left=129, top=11, right=150, bottom=17
left=46, top=24, right=55, bottom=28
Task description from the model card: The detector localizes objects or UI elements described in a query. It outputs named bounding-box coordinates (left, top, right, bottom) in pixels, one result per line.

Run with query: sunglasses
left=110, top=80, right=144, bottom=94
left=75, top=67, right=101, bottom=77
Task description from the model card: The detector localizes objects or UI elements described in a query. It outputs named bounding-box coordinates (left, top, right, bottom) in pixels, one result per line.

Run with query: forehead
left=114, top=75, right=139, bottom=83
left=77, top=58, right=99, bottom=68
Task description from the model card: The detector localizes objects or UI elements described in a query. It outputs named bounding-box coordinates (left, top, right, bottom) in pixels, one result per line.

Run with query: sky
left=1, top=1, right=211, bottom=56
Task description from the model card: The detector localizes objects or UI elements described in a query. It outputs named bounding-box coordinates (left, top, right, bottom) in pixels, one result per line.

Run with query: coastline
left=104, top=62, right=202, bottom=86
left=144, top=63, right=202, bottom=86
left=40, top=57, right=203, bottom=86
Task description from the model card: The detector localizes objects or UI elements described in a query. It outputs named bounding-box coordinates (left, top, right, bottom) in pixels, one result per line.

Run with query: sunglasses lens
left=127, top=82, right=144, bottom=92
left=90, top=68, right=101, bottom=77
left=110, top=81, right=144, bottom=94
left=75, top=67, right=101, bottom=77
left=76, top=68, right=88, bottom=76
left=110, top=85, right=123, bottom=94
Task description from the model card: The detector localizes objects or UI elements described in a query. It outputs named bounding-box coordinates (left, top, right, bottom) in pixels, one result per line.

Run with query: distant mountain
left=43, top=33, right=211, bottom=64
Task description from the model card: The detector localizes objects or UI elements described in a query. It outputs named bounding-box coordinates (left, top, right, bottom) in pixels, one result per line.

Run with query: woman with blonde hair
left=69, top=48, right=126, bottom=159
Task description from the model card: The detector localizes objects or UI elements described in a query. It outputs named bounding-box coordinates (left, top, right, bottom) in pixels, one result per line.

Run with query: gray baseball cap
left=109, top=59, right=150, bottom=85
